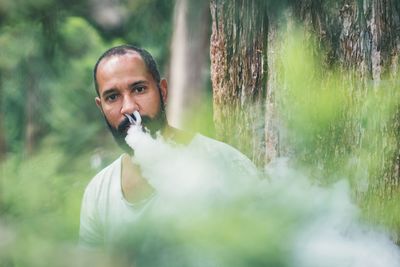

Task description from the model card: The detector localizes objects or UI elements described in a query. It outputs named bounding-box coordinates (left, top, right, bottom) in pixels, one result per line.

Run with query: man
left=79, top=45, right=258, bottom=248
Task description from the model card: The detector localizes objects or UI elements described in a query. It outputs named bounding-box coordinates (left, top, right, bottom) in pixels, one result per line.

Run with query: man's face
left=95, top=52, right=168, bottom=149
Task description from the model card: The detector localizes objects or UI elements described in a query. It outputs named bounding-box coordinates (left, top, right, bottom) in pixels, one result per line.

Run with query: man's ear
left=159, top=78, right=168, bottom=103
left=95, top=97, right=103, bottom=112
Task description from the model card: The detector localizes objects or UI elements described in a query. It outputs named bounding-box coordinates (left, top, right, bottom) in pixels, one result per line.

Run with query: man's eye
left=105, top=94, right=118, bottom=102
left=134, top=86, right=145, bottom=93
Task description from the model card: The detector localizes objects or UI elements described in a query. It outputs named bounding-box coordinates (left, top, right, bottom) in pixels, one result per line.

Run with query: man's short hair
left=93, top=44, right=161, bottom=96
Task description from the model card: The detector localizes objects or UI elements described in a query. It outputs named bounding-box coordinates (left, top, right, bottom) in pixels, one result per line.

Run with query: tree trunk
left=24, top=61, right=40, bottom=156
left=23, top=12, right=57, bottom=156
left=294, top=0, right=400, bottom=81
left=296, top=0, right=400, bottom=235
left=0, top=72, right=6, bottom=161
left=210, top=0, right=268, bottom=167
left=168, top=0, right=211, bottom=130
left=210, top=0, right=400, bottom=240
left=211, top=0, right=399, bottom=163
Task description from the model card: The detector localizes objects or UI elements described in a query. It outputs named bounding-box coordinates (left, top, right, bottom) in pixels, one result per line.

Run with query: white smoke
left=124, top=125, right=400, bottom=267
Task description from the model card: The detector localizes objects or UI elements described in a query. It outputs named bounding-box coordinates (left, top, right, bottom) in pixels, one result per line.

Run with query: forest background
left=0, top=0, right=399, bottom=266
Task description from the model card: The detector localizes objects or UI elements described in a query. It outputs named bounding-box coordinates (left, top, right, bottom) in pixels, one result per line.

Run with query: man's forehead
left=99, top=51, right=145, bottom=67
left=96, top=50, right=155, bottom=92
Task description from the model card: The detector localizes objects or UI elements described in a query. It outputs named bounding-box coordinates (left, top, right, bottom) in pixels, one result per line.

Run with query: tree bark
left=210, top=0, right=268, bottom=167
left=211, top=0, right=399, bottom=165
left=210, top=0, right=400, bottom=240
left=294, top=0, right=400, bottom=80
left=295, top=0, right=400, bottom=230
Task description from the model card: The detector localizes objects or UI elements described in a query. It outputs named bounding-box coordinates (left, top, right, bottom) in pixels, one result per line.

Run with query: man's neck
left=121, top=154, right=154, bottom=205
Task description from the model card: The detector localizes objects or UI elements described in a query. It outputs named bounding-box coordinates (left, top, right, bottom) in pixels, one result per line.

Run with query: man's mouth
left=118, top=111, right=144, bottom=135
left=125, top=111, right=142, bottom=125
left=117, top=117, right=132, bottom=135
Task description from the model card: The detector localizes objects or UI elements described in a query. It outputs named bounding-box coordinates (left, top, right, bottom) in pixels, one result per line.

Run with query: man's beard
left=104, top=101, right=167, bottom=154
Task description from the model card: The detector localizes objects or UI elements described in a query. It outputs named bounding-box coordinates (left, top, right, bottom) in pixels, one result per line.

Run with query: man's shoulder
left=192, top=134, right=248, bottom=159
left=84, top=154, right=123, bottom=195
left=191, top=134, right=260, bottom=180
left=190, top=133, right=227, bottom=148
left=192, top=134, right=257, bottom=164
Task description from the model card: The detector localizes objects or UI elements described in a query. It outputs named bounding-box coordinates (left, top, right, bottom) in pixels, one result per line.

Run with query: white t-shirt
left=79, top=134, right=258, bottom=248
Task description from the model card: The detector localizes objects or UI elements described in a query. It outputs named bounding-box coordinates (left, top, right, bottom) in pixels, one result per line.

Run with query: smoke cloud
left=121, top=124, right=400, bottom=267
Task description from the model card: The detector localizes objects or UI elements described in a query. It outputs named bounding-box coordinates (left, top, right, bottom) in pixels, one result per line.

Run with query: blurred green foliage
left=0, top=145, right=94, bottom=266
left=0, top=0, right=174, bottom=156
left=0, top=0, right=174, bottom=266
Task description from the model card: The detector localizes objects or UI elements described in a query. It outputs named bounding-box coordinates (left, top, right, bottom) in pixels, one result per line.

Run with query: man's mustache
left=117, top=113, right=152, bottom=134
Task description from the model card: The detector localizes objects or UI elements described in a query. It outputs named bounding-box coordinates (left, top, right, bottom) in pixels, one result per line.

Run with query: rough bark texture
left=295, top=0, right=400, bottom=79
left=211, top=0, right=399, bottom=167
left=210, top=0, right=399, bottom=239
left=168, top=0, right=211, bottom=129
left=210, top=0, right=268, bottom=167
left=295, top=0, right=400, bottom=237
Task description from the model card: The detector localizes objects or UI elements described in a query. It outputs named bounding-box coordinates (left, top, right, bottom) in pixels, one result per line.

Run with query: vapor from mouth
left=125, top=111, right=142, bottom=126
left=119, top=127, right=400, bottom=267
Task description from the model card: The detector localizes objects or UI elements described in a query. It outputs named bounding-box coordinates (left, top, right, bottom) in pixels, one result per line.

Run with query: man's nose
left=120, top=95, right=138, bottom=115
